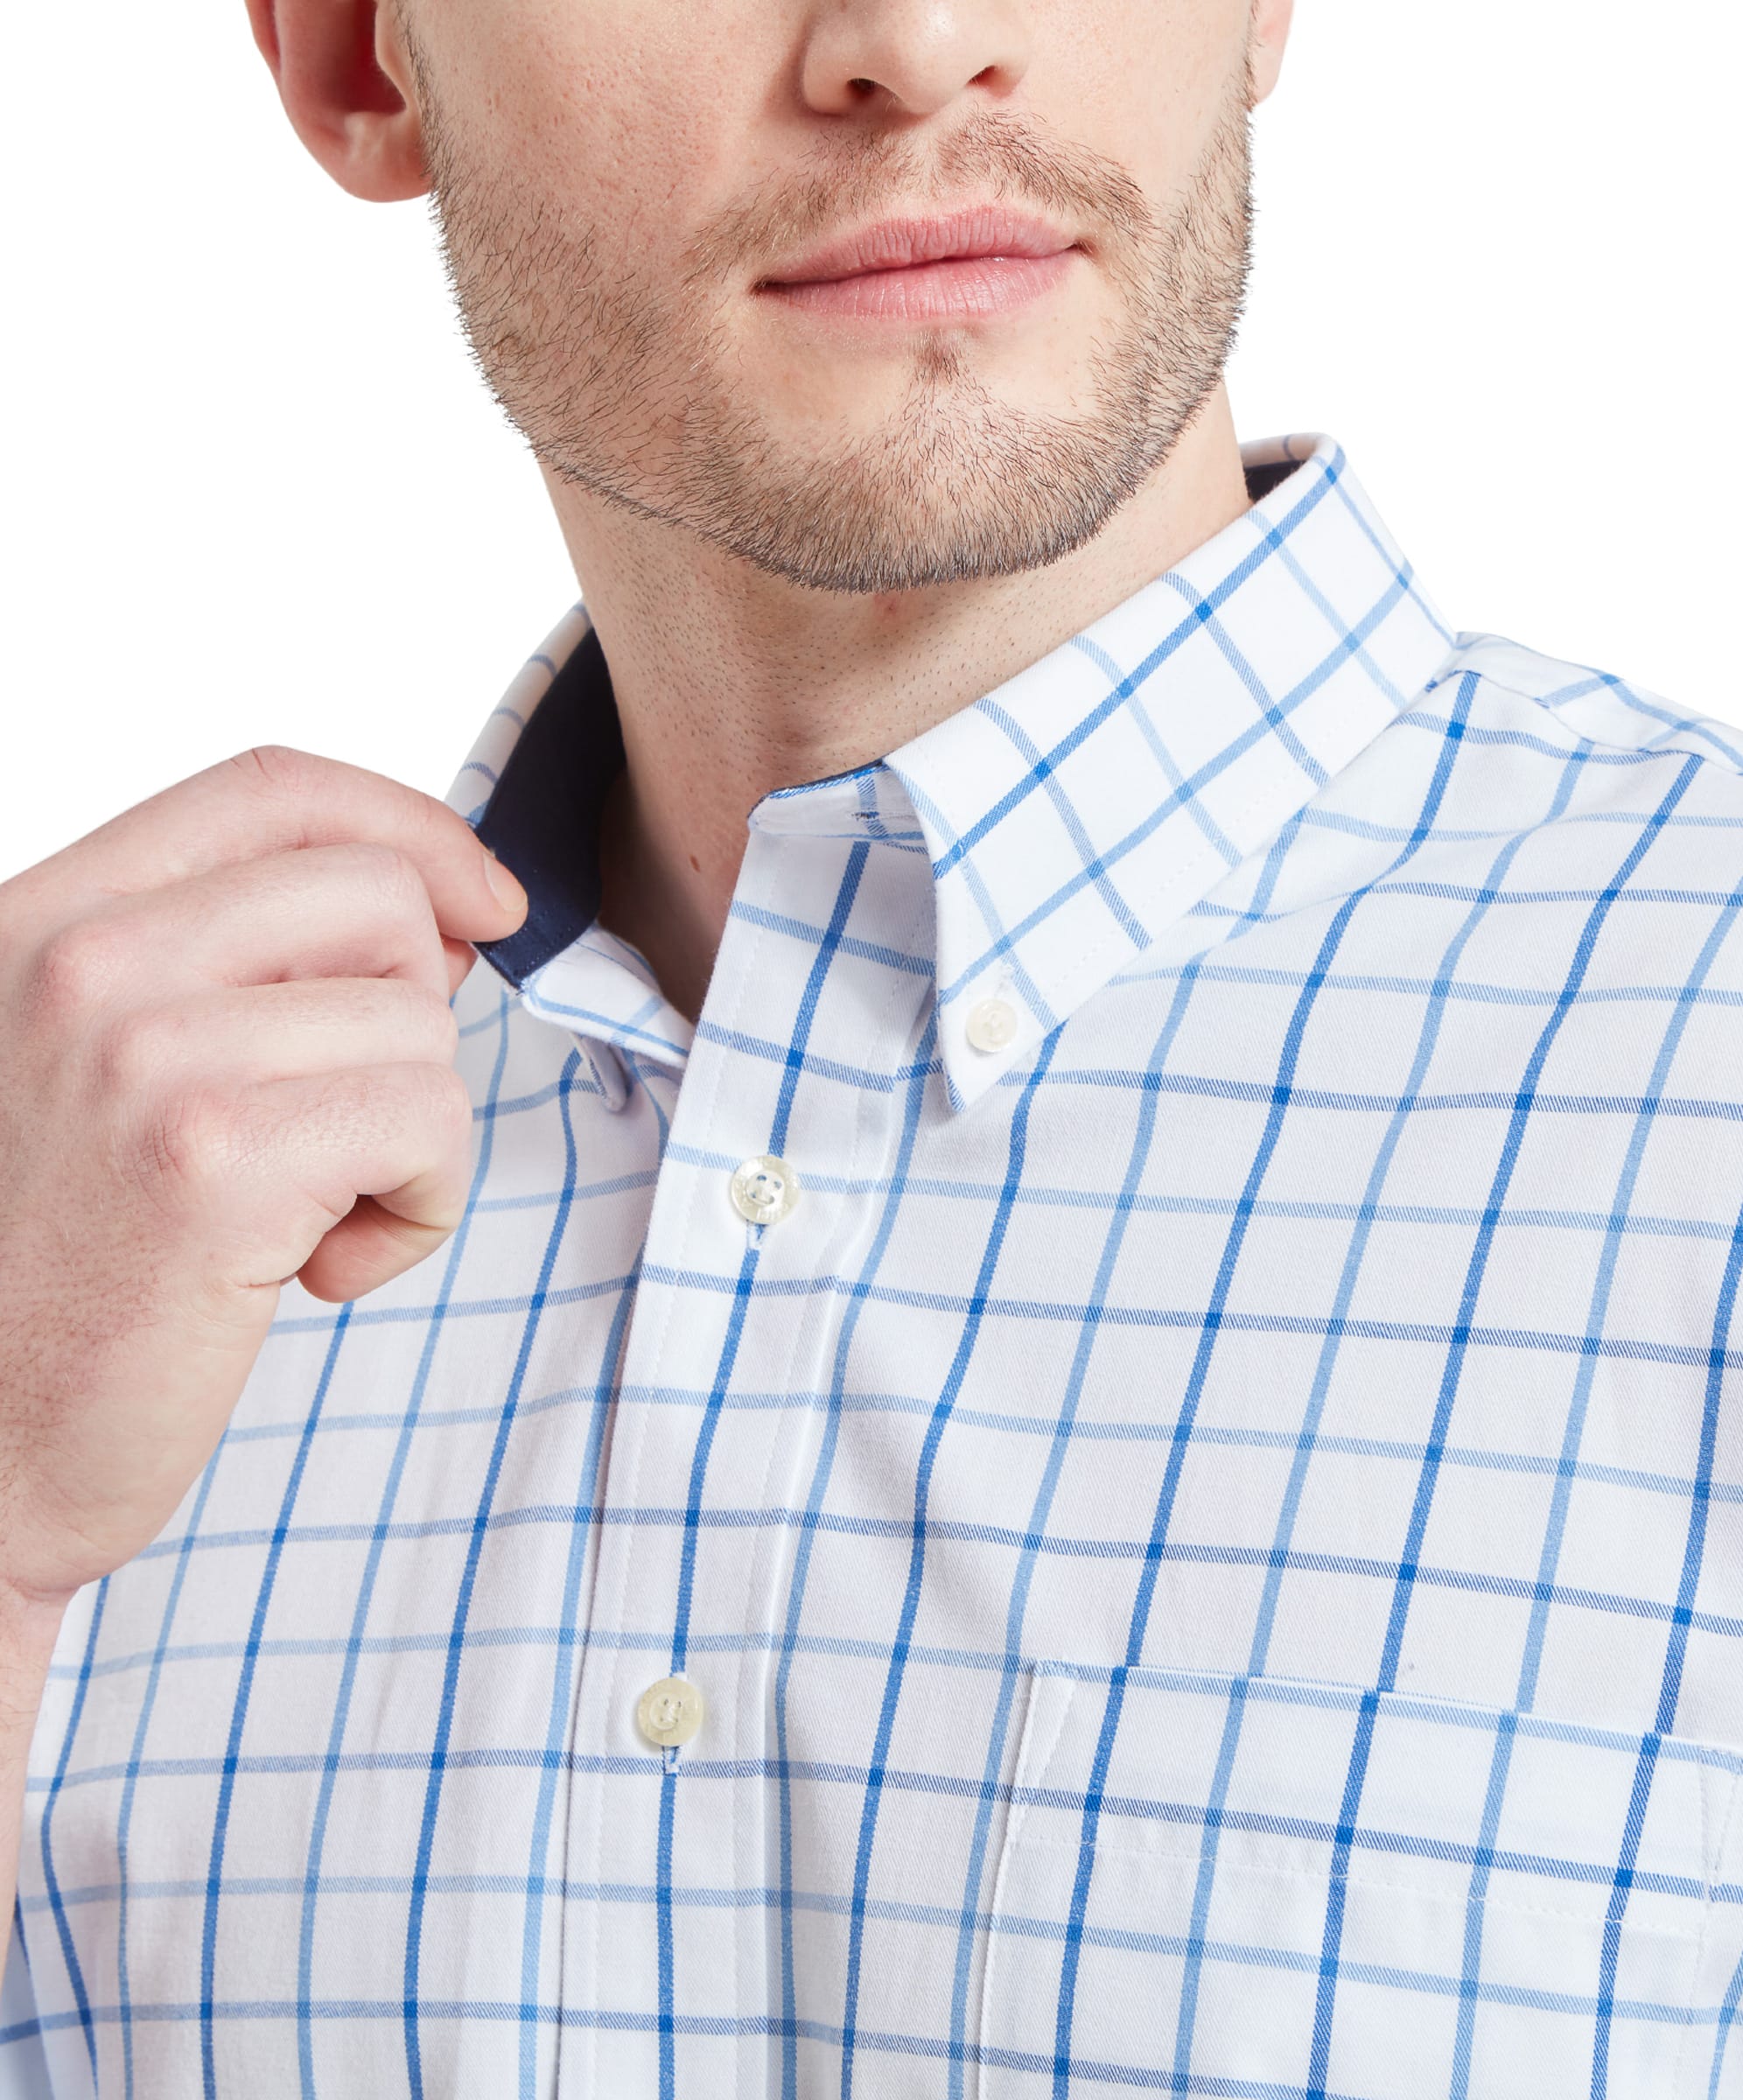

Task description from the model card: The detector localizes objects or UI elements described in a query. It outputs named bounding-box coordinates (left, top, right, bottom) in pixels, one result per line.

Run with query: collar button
left=966, top=997, right=1019, bottom=1054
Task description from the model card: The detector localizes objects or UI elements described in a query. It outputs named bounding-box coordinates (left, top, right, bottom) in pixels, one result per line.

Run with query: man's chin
left=685, top=482, right=1135, bottom=597
left=540, top=386, right=1168, bottom=593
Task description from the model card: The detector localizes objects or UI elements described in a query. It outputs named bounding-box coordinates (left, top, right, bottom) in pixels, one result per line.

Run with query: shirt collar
left=450, top=434, right=1455, bottom=1113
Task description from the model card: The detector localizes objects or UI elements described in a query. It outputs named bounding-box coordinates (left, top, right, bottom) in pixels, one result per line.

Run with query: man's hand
left=0, top=746, right=527, bottom=1614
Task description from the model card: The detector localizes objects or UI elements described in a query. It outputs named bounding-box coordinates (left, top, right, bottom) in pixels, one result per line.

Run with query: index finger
left=17, top=744, right=528, bottom=948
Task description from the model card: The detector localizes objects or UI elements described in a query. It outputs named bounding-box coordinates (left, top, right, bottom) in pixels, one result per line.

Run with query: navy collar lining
left=473, top=626, right=623, bottom=989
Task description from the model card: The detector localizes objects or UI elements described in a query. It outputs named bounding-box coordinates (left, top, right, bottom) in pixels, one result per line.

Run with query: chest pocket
left=977, top=1666, right=1743, bottom=2100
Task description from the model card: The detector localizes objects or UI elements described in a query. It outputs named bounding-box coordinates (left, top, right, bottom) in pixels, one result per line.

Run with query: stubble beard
left=416, top=66, right=1255, bottom=596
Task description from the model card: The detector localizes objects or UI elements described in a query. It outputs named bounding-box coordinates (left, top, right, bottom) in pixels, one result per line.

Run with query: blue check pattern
left=10, top=433, right=1743, bottom=2098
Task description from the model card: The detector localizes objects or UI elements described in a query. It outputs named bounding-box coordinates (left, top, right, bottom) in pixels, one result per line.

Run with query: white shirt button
left=966, top=997, right=1019, bottom=1054
left=636, top=1675, right=704, bottom=1748
left=730, top=1154, right=801, bottom=1226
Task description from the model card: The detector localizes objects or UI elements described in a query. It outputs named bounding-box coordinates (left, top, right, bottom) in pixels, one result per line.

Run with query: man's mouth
left=755, top=205, right=1084, bottom=322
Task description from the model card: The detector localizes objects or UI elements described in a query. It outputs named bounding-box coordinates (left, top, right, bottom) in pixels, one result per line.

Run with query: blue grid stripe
left=296, top=990, right=517, bottom=2099
left=200, top=1305, right=352, bottom=2100
left=402, top=1053, right=587, bottom=2099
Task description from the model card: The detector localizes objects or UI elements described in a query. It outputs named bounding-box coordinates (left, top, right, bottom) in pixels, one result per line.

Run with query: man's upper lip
left=760, top=207, right=1080, bottom=287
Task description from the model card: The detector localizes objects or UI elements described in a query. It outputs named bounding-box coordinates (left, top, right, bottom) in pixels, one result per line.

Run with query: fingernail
left=482, top=846, right=527, bottom=914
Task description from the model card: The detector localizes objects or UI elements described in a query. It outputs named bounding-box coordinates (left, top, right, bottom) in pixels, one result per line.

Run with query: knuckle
left=412, top=1063, right=474, bottom=1141
left=346, top=980, right=456, bottom=1063
left=98, top=1004, right=185, bottom=1095
left=225, top=744, right=322, bottom=799
left=374, top=766, right=448, bottom=837
left=340, top=840, right=427, bottom=918
left=138, top=1084, right=240, bottom=1195
left=27, top=917, right=127, bottom=1024
left=402, top=984, right=461, bottom=1061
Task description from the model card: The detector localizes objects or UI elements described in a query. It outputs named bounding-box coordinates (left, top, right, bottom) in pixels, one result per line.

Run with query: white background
left=4, top=2, right=1738, bottom=883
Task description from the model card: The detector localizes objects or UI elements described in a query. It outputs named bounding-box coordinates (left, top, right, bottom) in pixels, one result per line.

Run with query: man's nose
left=799, top=0, right=1032, bottom=120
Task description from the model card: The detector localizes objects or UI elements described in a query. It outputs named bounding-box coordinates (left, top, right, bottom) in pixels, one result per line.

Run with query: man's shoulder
left=1430, top=631, right=1743, bottom=790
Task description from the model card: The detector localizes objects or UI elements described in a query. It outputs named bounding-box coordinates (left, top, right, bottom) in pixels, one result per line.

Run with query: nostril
left=847, top=77, right=877, bottom=94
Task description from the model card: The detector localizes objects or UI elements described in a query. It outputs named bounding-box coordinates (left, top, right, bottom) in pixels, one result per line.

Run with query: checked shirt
left=10, top=434, right=1743, bottom=2098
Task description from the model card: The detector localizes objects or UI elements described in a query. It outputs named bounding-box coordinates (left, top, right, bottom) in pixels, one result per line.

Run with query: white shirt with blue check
left=9, top=433, right=1743, bottom=2100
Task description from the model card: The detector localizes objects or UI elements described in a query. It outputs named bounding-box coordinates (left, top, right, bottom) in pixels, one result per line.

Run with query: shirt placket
left=558, top=783, right=925, bottom=2097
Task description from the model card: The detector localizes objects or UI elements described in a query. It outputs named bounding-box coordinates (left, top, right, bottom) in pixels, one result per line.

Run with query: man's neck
left=545, top=386, right=1251, bottom=1022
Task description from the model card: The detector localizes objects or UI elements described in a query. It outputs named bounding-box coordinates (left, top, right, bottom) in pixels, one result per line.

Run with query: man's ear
left=1249, top=0, right=1295, bottom=106
left=243, top=0, right=429, bottom=201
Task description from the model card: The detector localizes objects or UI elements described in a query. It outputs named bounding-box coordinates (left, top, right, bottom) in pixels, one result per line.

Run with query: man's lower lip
left=759, top=249, right=1079, bottom=321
